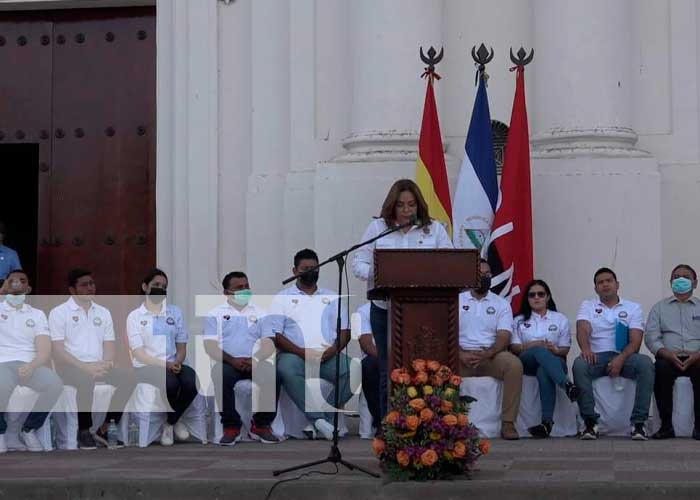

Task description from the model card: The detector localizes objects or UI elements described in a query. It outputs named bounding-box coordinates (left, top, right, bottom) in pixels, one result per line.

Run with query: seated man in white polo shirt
left=49, top=268, right=136, bottom=450
left=204, top=271, right=279, bottom=446
left=0, top=270, right=63, bottom=452
left=573, top=267, right=654, bottom=440
left=270, top=248, right=352, bottom=440
left=459, top=259, right=522, bottom=440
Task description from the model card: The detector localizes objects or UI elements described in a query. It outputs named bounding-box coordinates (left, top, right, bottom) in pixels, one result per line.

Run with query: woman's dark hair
left=379, top=179, right=431, bottom=227
left=518, top=279, right=557, bottom=321
left=141, top=268, right=168, bottom=293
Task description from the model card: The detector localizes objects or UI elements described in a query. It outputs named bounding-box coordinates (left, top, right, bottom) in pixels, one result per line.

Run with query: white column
left=531, top=0, right=641, bottom=155
left=528, top=0, right=662, bottom=333
left=156, top=0, right=220, bottom=319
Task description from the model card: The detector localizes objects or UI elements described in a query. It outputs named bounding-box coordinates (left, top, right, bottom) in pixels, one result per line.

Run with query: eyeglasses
left=528, top=291, right=546, bottom=298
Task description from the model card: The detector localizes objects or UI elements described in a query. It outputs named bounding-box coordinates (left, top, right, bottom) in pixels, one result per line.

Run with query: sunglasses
left=528, top=291, right=547, bottom=298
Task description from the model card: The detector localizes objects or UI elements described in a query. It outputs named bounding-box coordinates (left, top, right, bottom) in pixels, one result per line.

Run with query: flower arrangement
left=372, top=359, right=489, bottom=481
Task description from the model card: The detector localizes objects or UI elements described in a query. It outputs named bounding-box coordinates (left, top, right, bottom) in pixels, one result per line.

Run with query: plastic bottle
left=128, top=421, right=139, bottom=447
left=107, top=419, right=119, bottom=449
left=613, top=376, right=625, bottom=392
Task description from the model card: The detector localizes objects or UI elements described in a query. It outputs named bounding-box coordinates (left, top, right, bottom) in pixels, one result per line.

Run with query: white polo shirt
left=0, top=301, right=50, bottom=363
left=512, top=310, right=571, bottom=347
left=352, top=218, right=453, bottom=309
left=126, top=302, right=189, bottom=368
left=203, top=301, right=273, bottom=358
left=458, top=291, right=513, bottom=350
left=576, top=297, right=644, bottom=353
left=269, top=284, right=348, bottom=349
left=49, top=297, right=115, bottom=362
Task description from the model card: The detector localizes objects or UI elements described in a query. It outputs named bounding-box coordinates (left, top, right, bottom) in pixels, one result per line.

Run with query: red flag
left=489, top=66, right=533, bottom=312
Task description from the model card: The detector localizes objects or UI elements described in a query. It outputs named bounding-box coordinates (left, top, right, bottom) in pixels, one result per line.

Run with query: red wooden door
left=0, top=7, right=156, bottom=294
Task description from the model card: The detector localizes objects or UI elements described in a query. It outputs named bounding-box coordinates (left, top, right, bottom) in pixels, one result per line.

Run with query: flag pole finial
left=509, top=47, right=534, bottom=67
left=471, top=43, right=494, bottom=85
left=420, top=46, right=444, bottom=81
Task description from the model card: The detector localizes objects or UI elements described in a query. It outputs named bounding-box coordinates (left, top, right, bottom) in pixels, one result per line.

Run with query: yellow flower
left=430, top=431, right=441, bottom=441
left=444, top=387, right=456, bottom=398
left=423, top=385, right=434, bottom=395
left=407, top=386, right=418, bottom=398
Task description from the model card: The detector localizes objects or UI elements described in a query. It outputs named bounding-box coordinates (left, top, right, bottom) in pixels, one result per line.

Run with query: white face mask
left=5, top=294, right=26, bottom=308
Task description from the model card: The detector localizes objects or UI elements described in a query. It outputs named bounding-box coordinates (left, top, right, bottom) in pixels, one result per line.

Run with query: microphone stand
left=272, top=218, right=417, bottom=477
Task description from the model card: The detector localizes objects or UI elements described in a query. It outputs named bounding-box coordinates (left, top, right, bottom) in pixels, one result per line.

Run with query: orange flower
left=453, top=441, right=466, bottom=458
left=431, top=375, right=447, bottom=386
left=412, top=359, right=427, bottom=372
left=420, top=449, right=439, bottom=467
left=457, top=414, right=469, bottom=427
left=390, top=368, right=404, bottom=384
left=479, top=439, right=490, bottom=455
left=408, top=398, right=426, bottom=411
left=419, top=408, right=435, bottom=423
left=437, top=365, right=452, bottom=378
left=442, top=414, right=458, bottom=426
left=398, top=373, right=412, bottom=385
left=427, top=360, right=441, bottom=372
left=372, top=437, right=385, bottom=456
left=396, top=450, right=410, bottom=467
left=384, top=411, right=400, bottom=425
left=440, top=400, right=454, bottom=413
left=449, top=374, right=463, bottom=386
left=413, top=371, right=429, bottom=384
left=405, top=415, right=420, bottom=431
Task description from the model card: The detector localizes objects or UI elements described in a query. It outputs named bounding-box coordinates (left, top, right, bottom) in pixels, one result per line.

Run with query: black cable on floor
left=265, top=464, right=339, bottom=500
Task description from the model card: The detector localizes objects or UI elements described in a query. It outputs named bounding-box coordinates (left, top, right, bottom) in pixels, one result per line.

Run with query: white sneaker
left=314, top=419, right=334, bottom=441
left=0, top=434, right=7, bottom=453
left=302, top=424, right=316, bottom=440
left=20, top=430, right=44, bottom=452
left=174, top=421, right=190, bottom=441
left=160, top=424, right=174, bottom=446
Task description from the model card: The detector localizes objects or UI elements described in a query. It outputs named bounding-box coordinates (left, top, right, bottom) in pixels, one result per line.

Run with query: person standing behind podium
left=352, top=179, right=453, bottom=420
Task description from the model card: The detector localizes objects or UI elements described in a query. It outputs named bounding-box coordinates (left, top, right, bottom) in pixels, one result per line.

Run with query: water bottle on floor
left=613, top=376, right=625, bottom=391
left=107, top=419, right=119, bottom=449
left=128, top=421, right=139, bottom=447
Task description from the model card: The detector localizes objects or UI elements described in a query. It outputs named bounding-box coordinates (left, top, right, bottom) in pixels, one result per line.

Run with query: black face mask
left=148, top=287, right=167, bottom=303
left=475, top=276, right=491, bottom=294
left=298, top=270, right=319, bottom=287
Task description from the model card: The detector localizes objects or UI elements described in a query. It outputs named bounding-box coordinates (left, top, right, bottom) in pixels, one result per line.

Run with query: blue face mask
left=671, top=277, right=693, bottom=294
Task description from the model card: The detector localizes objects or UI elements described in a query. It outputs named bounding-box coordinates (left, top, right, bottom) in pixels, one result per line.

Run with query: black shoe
left=565, top=382, right=580, bottom=402
left=528, top=421, right=553, bottom=439
left=652, top=425, right=676, bottom=440
left=78, top=429, right=97, bottom=450
left=631, top=423, right=648, bottom=441
left=580, top=419, right=598, bottom=440
left=693, top=428, right=700, bottom=441
left=94, top=427, right=125, bottom=448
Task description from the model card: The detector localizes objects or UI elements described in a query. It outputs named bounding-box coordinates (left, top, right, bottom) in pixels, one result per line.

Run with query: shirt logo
left=25, top=319, right=35, bottom=328
left=322, top=297, right=330, bottom=305
left=249, top=315, right=258, bottom=323
left=166, top=317, right=175, bottom=326
left=523, top=322, right=531, bottom=328
left=486, top=306, right=496, bottom=315
left=72, top=316, right=79, bottom=323
left=462, top=305, right=470, bottom=312
left=618, top=311, right=628, bottom=319
left=93, top=317, right=102, bottom=327
left=548, top=324, right=558, bottom=332
left=140, top=320, right=148, bottom=326
left=595, top=308, right=603, bottom=314
left=292, top=299, right=299, bottom=305
left=0, top=314, right=7, bottom=320
left=223, top=315, right=231, bottom=321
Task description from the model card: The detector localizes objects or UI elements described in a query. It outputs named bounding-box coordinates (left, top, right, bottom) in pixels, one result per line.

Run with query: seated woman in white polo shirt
left=126, top=268, right=198, bottom=446
left=510, top=279, right=580, bottom=438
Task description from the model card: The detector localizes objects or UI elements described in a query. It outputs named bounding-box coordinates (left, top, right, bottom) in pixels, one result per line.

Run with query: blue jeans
left=519, top=346, right=569, bottom=422
left=0, top=362, right=64, bottom=433
left=370, top=303, right=388, bottom=419
left=276, top=352, right=352, bottom=423
left=572, top=351, right=654, bottom=425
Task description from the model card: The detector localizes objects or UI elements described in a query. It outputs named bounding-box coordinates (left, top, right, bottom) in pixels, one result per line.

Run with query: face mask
left=671, top=277, right=693, bottom=295
left=299, top=270, right=319, bottom=287
left=5, top=293, right=26, bottom=308
left=475, top=276, right=491, bottom=294
left=148, top=287, right=167, bottom=304
left=231, top=289, right=252, bottom=307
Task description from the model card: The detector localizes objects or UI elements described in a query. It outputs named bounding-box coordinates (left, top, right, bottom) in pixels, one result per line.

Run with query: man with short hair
left=458, top=259, right=522, bottom=440
left=49, top=269, right=136, bottom=449
left=645, top=264, right=700, bottom=439
left=574, top=267, right=654, bottom=440
left=271, top=248, right=352, bottom=440
left=0, top=270, right=63, bottom=452
left=0, top=222, right=21, bottom=284
left=204, top=271, right=279, bottom=446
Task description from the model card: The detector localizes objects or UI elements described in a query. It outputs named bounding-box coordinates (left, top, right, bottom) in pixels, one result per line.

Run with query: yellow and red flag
left=415, top=70, right=452, bottom=235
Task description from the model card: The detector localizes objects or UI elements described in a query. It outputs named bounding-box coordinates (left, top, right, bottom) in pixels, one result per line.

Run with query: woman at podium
left=352, top=179, right=453, bottom=420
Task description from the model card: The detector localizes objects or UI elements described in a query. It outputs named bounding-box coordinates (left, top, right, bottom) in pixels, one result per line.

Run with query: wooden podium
left=368, top=249, right=479, bottom=373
